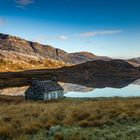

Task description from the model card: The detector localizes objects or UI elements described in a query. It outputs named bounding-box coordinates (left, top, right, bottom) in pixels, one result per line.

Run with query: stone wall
left=25, top=80, right=64, bottom=100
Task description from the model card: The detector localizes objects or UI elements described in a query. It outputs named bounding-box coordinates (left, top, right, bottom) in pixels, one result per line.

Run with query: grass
left=0, top=96, right=140, bottom=139
left=0, top=58, right=68, bottom=72
left=18, top=123, right=140, bottom=140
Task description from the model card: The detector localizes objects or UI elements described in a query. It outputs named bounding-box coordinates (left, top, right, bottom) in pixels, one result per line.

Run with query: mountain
left=0, top=33, right=110, bottom=71
left=58, top=59, right=139, bottom=77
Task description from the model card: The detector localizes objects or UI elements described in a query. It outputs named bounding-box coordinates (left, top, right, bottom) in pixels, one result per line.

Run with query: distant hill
left=0, top=33, right=110, bottom=71
left=70, top=52, right=110, bottom=62
left=61, top=59, right=138, bottom=74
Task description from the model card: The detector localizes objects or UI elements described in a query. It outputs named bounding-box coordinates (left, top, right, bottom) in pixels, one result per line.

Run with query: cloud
left=34, top=35, right=69, bottom=44
left=57, top=35, right=69, bottom=40
left=34, top=30, right=121, bottom=44
left=0, top=18, right=7, bottom=26
left=34, top=36, right=48, bottom=43
left=15, top=0, right=34, bottom=8
left=80, top=30, right=123, bottom=37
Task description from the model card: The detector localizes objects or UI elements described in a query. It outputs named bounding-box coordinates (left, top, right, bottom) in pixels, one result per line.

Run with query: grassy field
left=0, top=96, right=140, bottom=140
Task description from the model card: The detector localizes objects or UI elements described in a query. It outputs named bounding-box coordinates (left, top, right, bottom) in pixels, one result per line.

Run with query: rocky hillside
left=0, top=33, right=110, bottom=71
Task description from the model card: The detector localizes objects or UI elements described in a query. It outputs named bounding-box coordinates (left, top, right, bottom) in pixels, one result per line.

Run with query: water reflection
left=0, top=78, right=140, bottom=99
left=0, top=86, right=29, bottom=96
left=59, top=82, right=94, bottom=93
left=65, top=83, right=140, bottom=98
left=59, top=79, right=140, bottom=98
left=132, top=79, right=140, bottom=85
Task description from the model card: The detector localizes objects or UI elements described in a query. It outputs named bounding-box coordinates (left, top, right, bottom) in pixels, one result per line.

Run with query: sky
left=0, top=0, right=140, bottom=59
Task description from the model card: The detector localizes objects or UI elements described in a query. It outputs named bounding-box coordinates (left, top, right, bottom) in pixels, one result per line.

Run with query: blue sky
left=0, top=0, right=140, bottom=58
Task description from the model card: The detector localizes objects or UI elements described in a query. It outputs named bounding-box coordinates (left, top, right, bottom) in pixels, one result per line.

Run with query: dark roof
left=25, top=80, right=63, bottom=95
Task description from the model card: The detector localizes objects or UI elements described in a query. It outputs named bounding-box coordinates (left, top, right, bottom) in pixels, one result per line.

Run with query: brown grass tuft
left=0, top=97, right=139, bottom=139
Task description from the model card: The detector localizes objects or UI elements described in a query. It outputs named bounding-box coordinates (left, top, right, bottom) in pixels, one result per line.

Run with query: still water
left=64, top=84, right=140, bottom=98
left=0, top=79, right=140, bottom=100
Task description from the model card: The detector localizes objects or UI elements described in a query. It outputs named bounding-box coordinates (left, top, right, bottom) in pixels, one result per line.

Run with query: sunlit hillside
left=0, top=58, right=68, bottom=72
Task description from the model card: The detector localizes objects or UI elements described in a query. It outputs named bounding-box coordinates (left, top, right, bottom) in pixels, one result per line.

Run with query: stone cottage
left=25, top=80, right=64, bottom=100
